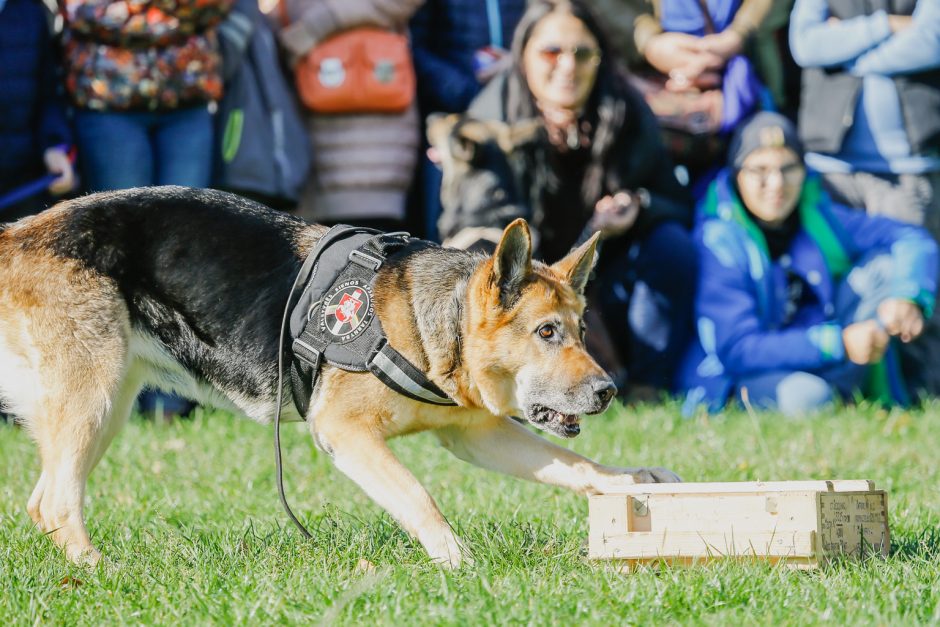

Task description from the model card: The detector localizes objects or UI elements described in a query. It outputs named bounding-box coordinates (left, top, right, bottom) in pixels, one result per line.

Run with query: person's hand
left=842, top=319, right=890, bottom=365
left=887, top=14, right=913, bottom=33
left=588, top=191, right=640, bottom=239
left=877, top=298, right=924, bottom=343
left=666, top=63, right=722, bottom=91
left=44, top=147, right=75, bottom=196
left=697, top=30, right=743, bottom=61
left=644, top=32, right=720, bottom=75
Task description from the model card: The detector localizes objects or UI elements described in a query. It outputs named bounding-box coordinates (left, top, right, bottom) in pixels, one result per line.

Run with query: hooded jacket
left=678, top=169, right=938, bottom=412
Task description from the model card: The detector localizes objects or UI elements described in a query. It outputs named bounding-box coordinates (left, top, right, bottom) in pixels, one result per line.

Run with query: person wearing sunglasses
left=678, top=112, right=939, bottom=417
left=438, top=0, right=697, bottom=399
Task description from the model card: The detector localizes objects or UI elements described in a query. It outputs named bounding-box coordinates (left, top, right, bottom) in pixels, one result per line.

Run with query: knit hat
left=727, top=111, right=803, bottom=171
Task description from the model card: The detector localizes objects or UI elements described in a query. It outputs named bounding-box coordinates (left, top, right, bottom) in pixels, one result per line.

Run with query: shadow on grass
left=891, top=525, right=940, bottom=561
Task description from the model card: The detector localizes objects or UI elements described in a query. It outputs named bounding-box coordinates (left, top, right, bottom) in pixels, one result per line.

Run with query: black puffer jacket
left=0, top=0, right=72, bottom=192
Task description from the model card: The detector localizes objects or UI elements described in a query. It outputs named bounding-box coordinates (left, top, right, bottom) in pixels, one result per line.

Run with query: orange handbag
left=294, top=27, right=415, bottom=114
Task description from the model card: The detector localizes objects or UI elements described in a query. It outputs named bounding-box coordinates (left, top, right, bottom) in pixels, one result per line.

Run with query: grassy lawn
left=2, top=401, right=939, bottom=625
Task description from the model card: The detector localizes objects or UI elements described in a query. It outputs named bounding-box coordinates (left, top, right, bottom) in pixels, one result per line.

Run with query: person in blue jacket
left=679, top=112, right=939, bottom=416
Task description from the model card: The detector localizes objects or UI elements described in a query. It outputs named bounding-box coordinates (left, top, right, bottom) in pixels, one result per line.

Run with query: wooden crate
left=588, top=480, right=890, bottom=569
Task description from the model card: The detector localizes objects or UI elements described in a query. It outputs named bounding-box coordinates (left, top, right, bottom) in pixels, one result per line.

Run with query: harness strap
left=368, top=339, right=456, bottom=406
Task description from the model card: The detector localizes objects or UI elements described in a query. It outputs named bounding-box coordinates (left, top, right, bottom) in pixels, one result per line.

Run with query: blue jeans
left=75, top=105, right=213, bottom=417
left=596, top=221, right=698, bottom=391
left=736, top=252, right=901, bottom=416
left=75, top=106, right=214, bottom=191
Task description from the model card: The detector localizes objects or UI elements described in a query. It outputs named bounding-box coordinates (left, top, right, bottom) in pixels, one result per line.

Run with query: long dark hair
left=504, top=0, right=635, bottom=208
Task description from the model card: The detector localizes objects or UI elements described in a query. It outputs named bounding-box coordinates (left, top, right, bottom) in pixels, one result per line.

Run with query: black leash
left=273, top=238, right=320, bottom=540
left=273, top=225, right=380, bottom=540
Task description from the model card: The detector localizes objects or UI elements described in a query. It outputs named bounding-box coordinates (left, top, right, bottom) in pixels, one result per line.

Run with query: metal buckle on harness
left=349, top=249, right=384, bottom=271
left=292, top=338, right=321, bottom=368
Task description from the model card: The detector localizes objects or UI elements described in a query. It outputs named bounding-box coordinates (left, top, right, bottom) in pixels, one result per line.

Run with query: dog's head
left=427, top=114, right=539, bottom=240
left=464, top=219, right=615, bottom=438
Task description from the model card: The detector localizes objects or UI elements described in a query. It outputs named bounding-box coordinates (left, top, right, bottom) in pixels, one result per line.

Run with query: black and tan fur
left=3, top=186, right=677, bottom=567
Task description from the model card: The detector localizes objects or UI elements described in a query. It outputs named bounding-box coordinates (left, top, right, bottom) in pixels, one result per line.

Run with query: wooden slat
left=588, top=495, right=630, bottom=538
left=640, top=492, right=821, bottom=533
left=594, top=480, right=874, bottom=495
left=590, top=530, right=816, bottom=560
left=611, top=555, right=820, bottom=571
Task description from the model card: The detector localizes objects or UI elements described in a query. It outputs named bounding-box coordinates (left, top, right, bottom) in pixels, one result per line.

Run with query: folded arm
left=789, top=0, right=892, bottom=68
left=849, top=2, right=940, bottom=75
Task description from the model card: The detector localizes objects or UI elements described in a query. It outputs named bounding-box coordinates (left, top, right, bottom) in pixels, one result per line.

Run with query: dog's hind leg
left=25, top=371, right=140, bottom=539
left=28, top=345, right=132, bottom=566
left=436, top=414, right=680, bottom=494
left=1, top=269, right=133, bottom=565
left=314, top=409, right=468, bottom=568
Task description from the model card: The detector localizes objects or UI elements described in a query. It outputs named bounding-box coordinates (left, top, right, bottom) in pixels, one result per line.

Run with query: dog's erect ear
left=491, top=219, right=533, bottom=306
left=552, top=232, right=600, bottom=295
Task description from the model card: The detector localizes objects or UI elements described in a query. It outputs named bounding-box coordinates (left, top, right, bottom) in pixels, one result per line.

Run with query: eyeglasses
left=537, top=45, right=601, bottom=66
left=739, top=162, right=804, bottom=185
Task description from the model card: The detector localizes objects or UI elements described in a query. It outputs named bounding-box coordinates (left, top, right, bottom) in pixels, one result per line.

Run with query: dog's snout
left=592, top=378, right=617, bottom=406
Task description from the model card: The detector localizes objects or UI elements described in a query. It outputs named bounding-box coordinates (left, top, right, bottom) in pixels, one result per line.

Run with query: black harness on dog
left=287, top=225, right=456, bottom=414
left=274, top=225, right=455, bottom=539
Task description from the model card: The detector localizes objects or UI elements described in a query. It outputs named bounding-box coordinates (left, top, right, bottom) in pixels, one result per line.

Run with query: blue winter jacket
left=410, top=0, right=527, bottom=114
left=0, top=0, right=72, bottom=192
left=678, top=169, right=938, bottom=412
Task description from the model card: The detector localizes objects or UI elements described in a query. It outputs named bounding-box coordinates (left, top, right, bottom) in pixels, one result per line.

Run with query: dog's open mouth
left=526, top=404, right=581, bottom=437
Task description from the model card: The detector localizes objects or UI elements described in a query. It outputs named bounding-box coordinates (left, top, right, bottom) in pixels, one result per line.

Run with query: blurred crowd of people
left=1, top=0, right=938, bottom=418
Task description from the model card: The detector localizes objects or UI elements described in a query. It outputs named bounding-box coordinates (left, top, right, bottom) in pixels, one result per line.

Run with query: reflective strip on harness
left=369, top=341, right=455, bottom=406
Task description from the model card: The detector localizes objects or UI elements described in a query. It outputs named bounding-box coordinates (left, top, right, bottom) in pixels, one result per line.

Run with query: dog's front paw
left=630, top=466, right=682, bottom=483
left=427, top=533, right=472, bottom=569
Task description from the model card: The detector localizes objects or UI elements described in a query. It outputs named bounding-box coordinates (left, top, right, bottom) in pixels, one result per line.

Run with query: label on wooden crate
left=816, top=491, right=890, bottom=559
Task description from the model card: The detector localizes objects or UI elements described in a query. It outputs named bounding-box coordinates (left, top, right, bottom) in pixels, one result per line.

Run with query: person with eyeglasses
left=439, top=0, right=697, bottom=399
left=678, top=112, right=939, bottom=417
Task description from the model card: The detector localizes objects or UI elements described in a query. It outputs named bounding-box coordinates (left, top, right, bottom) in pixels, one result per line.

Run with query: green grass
left=2, top=401, right=939, bottom=625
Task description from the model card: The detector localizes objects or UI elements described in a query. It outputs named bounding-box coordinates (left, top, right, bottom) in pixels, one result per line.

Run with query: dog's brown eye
left=537, top=324, right=556, bottom=340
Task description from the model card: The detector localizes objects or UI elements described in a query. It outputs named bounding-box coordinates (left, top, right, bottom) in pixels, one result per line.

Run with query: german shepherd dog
left=3, top=186, right=678, bottom=568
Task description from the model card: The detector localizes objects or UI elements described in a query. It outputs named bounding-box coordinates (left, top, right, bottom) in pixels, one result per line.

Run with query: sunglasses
left=537, top=45, right=601, bottom=66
